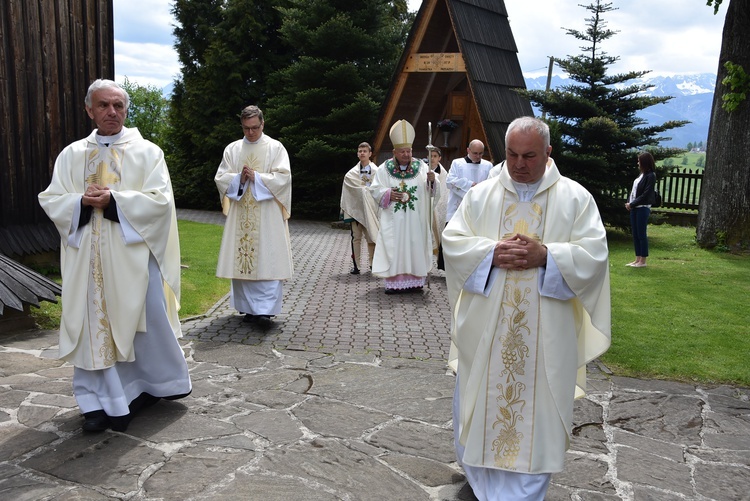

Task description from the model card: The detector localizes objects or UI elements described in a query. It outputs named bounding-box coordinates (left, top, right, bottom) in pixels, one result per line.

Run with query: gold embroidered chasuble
left=215, top=135, right=293, bottom=281
left=443, top=161, right=611, bottom=474
left=38, top=128, right=182, bottom=370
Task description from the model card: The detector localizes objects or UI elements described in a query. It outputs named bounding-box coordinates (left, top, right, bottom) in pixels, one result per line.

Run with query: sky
left=113, top=0, right=728, bottom=90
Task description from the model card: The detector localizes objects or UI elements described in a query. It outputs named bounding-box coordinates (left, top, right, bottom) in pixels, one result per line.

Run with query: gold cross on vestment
left=86, top=160, right=120, bottom=187
left=399, top=180, right=407, bottom=191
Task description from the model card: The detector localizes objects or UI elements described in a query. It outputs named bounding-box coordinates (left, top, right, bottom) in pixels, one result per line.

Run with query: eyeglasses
left=242, top=125, right=262, bottom=131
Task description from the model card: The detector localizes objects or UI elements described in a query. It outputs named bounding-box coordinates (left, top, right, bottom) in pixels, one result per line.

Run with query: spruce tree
left=264, top=0, right=411, bottom=219
left=167, top=0, right=292, bottom=209
left=523, top=1, right=687, bottom=228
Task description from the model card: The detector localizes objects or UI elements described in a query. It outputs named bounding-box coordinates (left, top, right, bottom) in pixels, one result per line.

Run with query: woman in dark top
left=625, top=152, right=657, bottom=267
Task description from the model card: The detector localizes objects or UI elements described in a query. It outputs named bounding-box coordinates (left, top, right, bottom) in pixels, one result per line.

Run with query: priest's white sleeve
left=463, top=249, right=499, bottom=296
left=249, top=176, right=275, bottom=201
left=116, top=203, right=145, bottom=245
left=539, top=253, right=575, bottom=300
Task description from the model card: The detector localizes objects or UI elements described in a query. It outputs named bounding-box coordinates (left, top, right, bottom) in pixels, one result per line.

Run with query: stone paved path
left=0, top=210, right=748, bottom=500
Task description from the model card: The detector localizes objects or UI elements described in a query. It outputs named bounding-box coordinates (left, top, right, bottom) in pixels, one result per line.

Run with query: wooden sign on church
left=373, top=0, right=532, bottom=165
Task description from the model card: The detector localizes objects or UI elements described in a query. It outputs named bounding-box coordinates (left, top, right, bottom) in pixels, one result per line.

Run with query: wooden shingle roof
left=373, top=0, right=532, bottom=164
left=0, top=253, right=61, bottom=316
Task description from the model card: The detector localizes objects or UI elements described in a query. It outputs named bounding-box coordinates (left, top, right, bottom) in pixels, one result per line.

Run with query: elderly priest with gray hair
left=369, top=119, right=440, bottom=294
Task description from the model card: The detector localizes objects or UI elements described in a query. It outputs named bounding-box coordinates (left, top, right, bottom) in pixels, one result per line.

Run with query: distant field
left=658, top=151, right=705, bottom=172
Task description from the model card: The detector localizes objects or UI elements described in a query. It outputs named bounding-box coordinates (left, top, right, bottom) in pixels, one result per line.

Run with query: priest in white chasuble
left=443, top=116, right=611, bottom=500
left=38, top=79, right=191, bottom=433
left=369, top=119, right=439, bottom=294
left=215, top=105, right=293, bottom=323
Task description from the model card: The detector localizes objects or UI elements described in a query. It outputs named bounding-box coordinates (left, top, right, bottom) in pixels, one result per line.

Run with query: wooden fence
left=611, top=168, right=703, bottom=211
left=657, top=168, right=702, bottom=211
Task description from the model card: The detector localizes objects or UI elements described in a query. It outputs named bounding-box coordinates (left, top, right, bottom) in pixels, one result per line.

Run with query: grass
left=658, top=151, right=705, bottom=171
left=28, top=221, right=750, bottom=387
left=605, top=224, right=750, bottom=386
left=176, top=221, right=229, bottom=317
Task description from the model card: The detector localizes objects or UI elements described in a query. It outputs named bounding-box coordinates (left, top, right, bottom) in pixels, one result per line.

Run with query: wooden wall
left=0, top=0, right=114, bottom=254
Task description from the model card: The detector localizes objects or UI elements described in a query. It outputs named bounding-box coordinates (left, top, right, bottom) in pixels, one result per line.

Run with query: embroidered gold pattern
left=487, top=193, right=547, bottom=470
left=235, top=154, right=262, bottom=274
left=492, top=271, right=533, bottom=468
left=84, top=147, right=121, bottom=368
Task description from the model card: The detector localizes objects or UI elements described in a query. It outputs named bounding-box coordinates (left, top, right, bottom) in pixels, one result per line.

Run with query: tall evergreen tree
left=167, top=0, right=292, bottom=209
left=523, top=1, right=687, bottom=228
left=264, top=0, right=411, bottom=219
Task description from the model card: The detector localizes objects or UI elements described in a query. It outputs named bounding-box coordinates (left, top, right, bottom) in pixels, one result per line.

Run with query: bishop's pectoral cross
left=399, top=180, right=407, bottom=192
left=86, top=160, right=120, bottom=188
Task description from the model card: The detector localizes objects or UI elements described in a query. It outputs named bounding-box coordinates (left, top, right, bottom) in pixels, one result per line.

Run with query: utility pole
left=542, top=56, right=554, bottom=120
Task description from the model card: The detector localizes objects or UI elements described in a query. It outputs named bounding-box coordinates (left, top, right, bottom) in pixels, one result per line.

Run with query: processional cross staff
left=425, top=121, right=441, bottom=288
left=425, top=121, right=437, bottom=236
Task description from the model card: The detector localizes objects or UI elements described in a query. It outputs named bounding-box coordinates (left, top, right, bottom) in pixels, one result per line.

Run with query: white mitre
left=390, top=119, right=415, bottom=149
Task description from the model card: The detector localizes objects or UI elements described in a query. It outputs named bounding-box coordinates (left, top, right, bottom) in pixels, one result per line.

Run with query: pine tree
left=522, top=1, right=687, bottom=228
left=167, top=0, right=293, bottom=209
left=264, top=0, right=411, bottom=219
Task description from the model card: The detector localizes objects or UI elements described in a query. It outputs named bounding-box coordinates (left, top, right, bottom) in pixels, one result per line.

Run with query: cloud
left=116, top=0, right=729, bottom=88
left=113, top=0, right=177, bottom=89
left=505, top=0, right=727, bottom=77
left=114, top=41, right=180, bottom=90
left=113, top=0, right=176, bottom=45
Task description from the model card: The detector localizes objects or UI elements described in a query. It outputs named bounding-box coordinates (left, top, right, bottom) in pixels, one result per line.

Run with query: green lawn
left=658, top=151, right=705, bottom=172
left=28, top=221, right=750, bottom=387
left=176, top=220, right=229, bottom=318
left=606, top=224, right=749, bottom=386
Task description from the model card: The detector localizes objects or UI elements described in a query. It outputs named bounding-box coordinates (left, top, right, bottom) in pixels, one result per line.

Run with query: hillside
left=524, top=73, right=716, bottom=148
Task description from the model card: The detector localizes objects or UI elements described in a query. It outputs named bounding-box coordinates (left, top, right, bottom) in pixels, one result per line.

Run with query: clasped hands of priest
left=240, top=165, right=257, bottom=184
left=82, top=184, right=111, bottom=210
left=492, top=234, right=548, bottom=271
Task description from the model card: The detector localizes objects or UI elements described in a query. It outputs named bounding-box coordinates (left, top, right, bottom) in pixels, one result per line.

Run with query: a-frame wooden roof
left=373, top=0, right=532, bottom=165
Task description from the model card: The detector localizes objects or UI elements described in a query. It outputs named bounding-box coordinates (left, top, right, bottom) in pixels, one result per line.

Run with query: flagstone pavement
left=0, top=209, right=748, bottom=500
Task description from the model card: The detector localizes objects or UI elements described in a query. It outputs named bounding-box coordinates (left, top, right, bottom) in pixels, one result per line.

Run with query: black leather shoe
left=129, top=392, right=161, bottom=414
left=243, top=313, right=256, bottom=323
left=82, top=410, right=110, bottom=432
left=350, top=268, right=360, bottom=275
left=108, top=414, right=132, bottom=432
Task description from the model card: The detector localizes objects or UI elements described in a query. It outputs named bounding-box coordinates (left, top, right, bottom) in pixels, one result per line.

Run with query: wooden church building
left=373, top=0, right=533, bottom=165
left=0, top=0, right=113, bottom=328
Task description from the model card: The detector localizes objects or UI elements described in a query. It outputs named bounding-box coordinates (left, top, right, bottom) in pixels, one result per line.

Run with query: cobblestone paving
left=178, top=210, right=454, bottom=360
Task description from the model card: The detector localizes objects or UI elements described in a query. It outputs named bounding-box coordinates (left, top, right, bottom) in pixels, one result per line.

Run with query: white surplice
left=445, top=156, right=493, bottom=223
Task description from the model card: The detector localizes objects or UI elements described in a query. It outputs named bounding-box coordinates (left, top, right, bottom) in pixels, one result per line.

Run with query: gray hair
left=85, top=79, right=129, bottom=109
left=240, top=105, right=264, bottom=122
left=506, top=116, right=550, bottom=148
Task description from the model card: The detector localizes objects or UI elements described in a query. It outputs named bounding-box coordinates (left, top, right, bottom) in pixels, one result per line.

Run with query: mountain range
left=523, top=73, right=717, bottom=148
